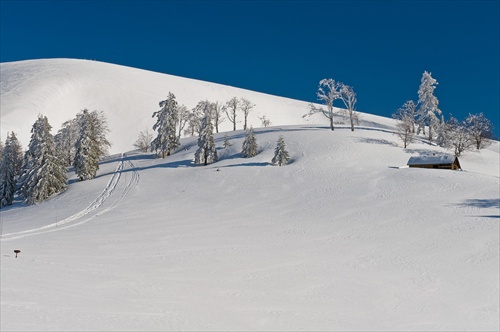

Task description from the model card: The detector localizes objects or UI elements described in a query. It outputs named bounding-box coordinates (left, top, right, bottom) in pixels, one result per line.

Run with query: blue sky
left=1, top=0, right=499, bottom=138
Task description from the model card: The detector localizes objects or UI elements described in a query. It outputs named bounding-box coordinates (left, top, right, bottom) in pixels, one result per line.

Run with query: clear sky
left=1, top=0, right=499, bottom=138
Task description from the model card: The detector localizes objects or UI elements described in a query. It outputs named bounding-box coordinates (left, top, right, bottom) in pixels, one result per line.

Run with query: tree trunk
left=330, top=117, right=334, bottom=131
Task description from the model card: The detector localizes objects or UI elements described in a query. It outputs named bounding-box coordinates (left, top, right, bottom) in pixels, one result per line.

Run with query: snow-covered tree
left=436, top=115, right=447, bottom=147
left=177, top=104, right=190, bottom=139
left=72, top=109, right=110, bottom=180
left=465, top=113, right=493, bottom=150
left=19, top=115, right=67, bottom=205
left=74, top=110, right=100, bottom=180
left=339, top=84, right=358, bottom=131
left=259, top=115, right=271, bottom=127
left=225, top=97, right=240, bottom=131
left=310, top=78, right=342, bottom=131
left=417, top=71, right=441, bottom=142
left=240, top=98, right=255, bottom=131
left=394, top=114, right=415, bottom=149
left=55, top=119, right=78, bottom=166
left=393, top=100, right=417, bottom=133
left=1, top=132, right=23, bottom=177
left=241, top=127, right=258, bottom=158
left=194, top=113, right=218, bottom=166
left=212, top=101, right=226, bottom=133
left=443, top=116, right=474, bottom=157
left=0, top=133, right=21, bottom=207
left=222, top=134, right=232, bottom=149
left=184, top=108, right=202, bottom=137
left=133, top=129, right=153, bottom=152
left=151, top=92, right=179, bottom=158
left=272, top=136, right=290, bottom=166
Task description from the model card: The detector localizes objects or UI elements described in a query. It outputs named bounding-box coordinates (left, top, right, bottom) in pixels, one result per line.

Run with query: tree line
left=141, top=92, right=289, bottom=167
left=392, top=71, right=493, bottom=156
left=0, top=109, right=110, bottom=207
left=309, top=71, right=494, bottom=157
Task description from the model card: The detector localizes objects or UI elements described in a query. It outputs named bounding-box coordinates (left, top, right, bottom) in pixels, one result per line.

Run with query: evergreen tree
left=272, top=136, right=290, bottom=166
left=222, top=134, right=232, bottom=149
left=194, top=114, right=218, bottom=165
left=0, top=133, right=18, bottom=207
left=74, top=110, right=100, bottom=180
left=151, top=92, right=179, bottom=158
left=55, top=119, right=78, bottom=166
left=19, top=115, right=67, bottom=205
left=416, top=71, right=441, bottom=142
left=241, top=127, right=258, bottom=158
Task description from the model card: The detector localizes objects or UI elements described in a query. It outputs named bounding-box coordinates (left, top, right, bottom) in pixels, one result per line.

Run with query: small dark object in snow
left=14, top=250, right=21, bottom=258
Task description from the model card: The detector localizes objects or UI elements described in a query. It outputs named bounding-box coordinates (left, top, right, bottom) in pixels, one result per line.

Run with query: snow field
left=1, top=125, right=498, bottom=331
left=0, top=59, right=395, bottom=154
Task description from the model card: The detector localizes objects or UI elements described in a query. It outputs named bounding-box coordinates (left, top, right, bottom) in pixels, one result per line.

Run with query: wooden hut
left=407, top=154, right=461, bottom=170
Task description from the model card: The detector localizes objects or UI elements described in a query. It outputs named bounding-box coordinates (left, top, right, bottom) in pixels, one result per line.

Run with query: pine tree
left=241, top=127, right=258, bottom=158
left=222, top=134, right=232, bottom=149
left=55, top=119, right=78, bottom=166
left=19, top=115, right=67, bottom=205
left=151, top=92, right=180, bottom=158
left=0, top=133, right=18, bottom=207
left=194, top=114, right=218, bottom=165
left=74, top=110, right=100, bottom=180
left=417, top=71, right=441, bottom=142
left=272, top=136, right=290, bottom=166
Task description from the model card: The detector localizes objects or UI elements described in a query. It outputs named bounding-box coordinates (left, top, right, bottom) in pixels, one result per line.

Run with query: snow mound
left=1, top=58, right=395, bottom=154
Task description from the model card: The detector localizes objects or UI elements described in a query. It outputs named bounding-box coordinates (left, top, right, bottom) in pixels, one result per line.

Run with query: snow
left=407, top=154, right=457, bottom=165
left=1, top=58, right=393, bottom=154
left=1, top=59, right=499, bottom=331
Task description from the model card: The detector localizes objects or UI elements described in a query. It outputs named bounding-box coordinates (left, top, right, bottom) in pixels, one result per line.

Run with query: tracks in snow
left=1, top=154, right=139, bottom=241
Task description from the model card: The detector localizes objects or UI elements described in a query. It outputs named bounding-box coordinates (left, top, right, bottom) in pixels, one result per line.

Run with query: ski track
left=1, top=154, right=139, bottom=241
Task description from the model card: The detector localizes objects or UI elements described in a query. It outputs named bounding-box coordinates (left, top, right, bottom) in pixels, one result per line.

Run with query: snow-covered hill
left=1, top=58, right=393, bottom=154
left=1, top=59, right=499, bottom=331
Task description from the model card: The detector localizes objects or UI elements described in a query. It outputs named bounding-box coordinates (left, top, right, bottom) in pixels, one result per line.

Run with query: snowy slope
left=1, top=58, right=394, bottom=154
left=1, top=125, right=499, bottom=331
left=1, top=59, right=499, bottom=331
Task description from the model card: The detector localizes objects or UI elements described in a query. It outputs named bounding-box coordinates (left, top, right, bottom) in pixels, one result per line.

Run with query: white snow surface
left=1, top=58, right=392, bottom=154
left=1, top=59, right=499, bottom=331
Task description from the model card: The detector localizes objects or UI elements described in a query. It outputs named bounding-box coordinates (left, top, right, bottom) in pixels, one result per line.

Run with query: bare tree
left=394, top=115, right=415, bottom=149
left=184, top=108, right=203, bottom=137
left=444, top=116, right=474, bottom=157
left=465, top=112, right=493, bottom=150
left=393, top=100, right=417, bottom=133
left=225, top=97, right=239, bottom=131
left=133, top=129, right=153, bottom=152
left=177, top=104, right=190, bottom=139
left=339, top=84, right=358, bottom=131
left=259, top=115, right=271, bottom=127
left=310, top=78, right=342, bottom=131
left=211, top=101, right=226, bottom=133
left=240, top=98, right=255, bottom=130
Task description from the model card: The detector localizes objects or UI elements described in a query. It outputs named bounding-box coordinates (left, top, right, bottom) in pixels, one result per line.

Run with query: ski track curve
left=1, top=153, right=139, bottom=241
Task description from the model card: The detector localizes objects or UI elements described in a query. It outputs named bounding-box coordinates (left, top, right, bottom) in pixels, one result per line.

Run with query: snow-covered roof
left=407, top=154, right=457, bottom=165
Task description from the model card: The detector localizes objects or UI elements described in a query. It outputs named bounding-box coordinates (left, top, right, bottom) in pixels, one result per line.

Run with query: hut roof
left=407, top=154, right=457, bottom=166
